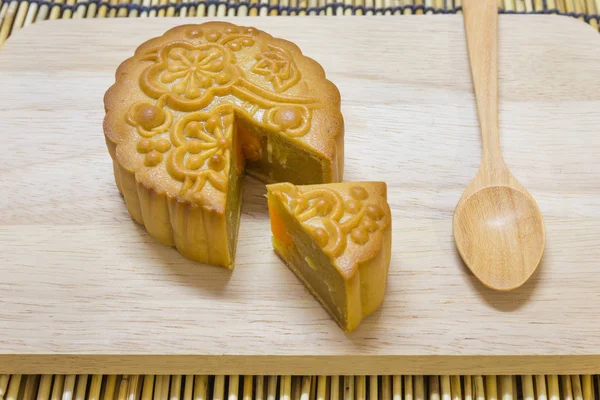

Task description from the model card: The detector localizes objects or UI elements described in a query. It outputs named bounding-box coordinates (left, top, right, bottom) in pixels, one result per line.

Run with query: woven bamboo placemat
left=0, top=0, right=599, bottom=395
left=0, top=0, right=599, bottom=47
left=1, top=374, right=600, bottom=400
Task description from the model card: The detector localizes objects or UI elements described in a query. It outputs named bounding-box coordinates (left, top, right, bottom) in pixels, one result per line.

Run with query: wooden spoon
left=453, top=0, right=546, bottom=291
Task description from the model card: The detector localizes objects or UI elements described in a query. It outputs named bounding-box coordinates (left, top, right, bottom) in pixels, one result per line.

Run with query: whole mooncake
left=267, top=182, right=392, bottom=331
left=103, top=23, right=344, bottom=268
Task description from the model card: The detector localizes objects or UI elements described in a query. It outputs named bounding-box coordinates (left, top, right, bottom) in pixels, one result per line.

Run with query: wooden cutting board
left=1, top=16, right=600, bottom=375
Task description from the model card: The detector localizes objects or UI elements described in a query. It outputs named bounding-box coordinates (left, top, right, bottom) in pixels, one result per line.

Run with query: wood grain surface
left=0, top=16, right=599, bottom=375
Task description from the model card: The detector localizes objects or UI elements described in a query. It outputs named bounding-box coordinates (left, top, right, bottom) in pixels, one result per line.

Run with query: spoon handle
left=463, top=0, right=503, bottom=167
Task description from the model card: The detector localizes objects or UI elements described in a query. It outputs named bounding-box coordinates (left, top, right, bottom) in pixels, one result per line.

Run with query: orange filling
left=235, top=124, right=262, bottom=174
left=268, top=200, right=293, bottom=247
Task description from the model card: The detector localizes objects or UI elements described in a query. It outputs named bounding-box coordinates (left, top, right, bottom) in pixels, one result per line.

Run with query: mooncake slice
left=267, top=182, right=392, bottom=332
left=103, top=22, right=344, bottom=268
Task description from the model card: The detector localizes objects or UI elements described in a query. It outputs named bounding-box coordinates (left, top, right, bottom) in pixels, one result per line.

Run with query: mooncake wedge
left=267, top=181, right=392, bottom=332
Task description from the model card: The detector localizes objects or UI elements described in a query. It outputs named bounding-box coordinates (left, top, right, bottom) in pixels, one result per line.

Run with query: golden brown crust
left=267, top=181, right=391, bottom=279
left=104, top=21, right=343, bottom=209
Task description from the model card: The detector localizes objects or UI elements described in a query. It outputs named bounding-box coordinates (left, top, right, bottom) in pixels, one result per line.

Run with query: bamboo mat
left=0, top=0, right=599, bottom=47
left=1, top=374, right=600, bottom=400
left=1, top=0, right=600, bottom=390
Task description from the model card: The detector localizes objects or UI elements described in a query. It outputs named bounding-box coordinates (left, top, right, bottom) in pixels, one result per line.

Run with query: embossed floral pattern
left=273, top=184, right=388, bottom=258
left=126, top=100, right=173, bottom=138
left=126, top=24, right=322, bottom=199
left=251, top=45, right=301, bottom=93
left=166, top=106, right=235, bottom=198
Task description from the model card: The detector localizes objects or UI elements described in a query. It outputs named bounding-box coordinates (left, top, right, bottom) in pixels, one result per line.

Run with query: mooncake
left=103, top=22, right=344, bottom=268
left=267, top=182, right=392, bottom=332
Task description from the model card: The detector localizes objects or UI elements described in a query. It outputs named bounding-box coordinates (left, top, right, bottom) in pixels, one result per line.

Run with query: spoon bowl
left=453, top=185, right=546, bottom=291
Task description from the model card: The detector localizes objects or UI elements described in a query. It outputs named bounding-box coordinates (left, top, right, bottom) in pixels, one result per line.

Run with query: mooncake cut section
left=266, top=182, right=392, bottom=332
left=103, top=22, right=344, bottom=268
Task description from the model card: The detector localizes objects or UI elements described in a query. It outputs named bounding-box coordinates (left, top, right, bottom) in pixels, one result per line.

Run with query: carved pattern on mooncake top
left=272, top=184, right=388, bottom=259
left=125, top=24, right=323, bottom=199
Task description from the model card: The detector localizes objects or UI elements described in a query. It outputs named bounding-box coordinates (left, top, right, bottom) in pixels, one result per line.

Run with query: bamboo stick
left=424, top=0, right=432, bottom=13
left=73, top=0, right=86, bottom=18
left=170, top=376, right=182, bottom=400
left=35, top=0, right=50, bottom=21
left=343, top=0, right=352, bottom=16
left=0, top=0, right=18, bottom=46
left=522, top=376, right=534, bottom=400
left=281, top=377, right=292, bottom=400
left=547, top=376, right=560, bottom=400
left=49, top=0, right=65, bottom=19
left=228, top=376, right=239, bottom=400
left=50, top=375, right=64, bottom=400
left=581, top=376, right=593, bottom=400
left=473, top=376, right=484, bottom=400
left=356, top=377, right=365, bottom=400
left=117, top=377, right=129, bottom=400
left=258, top=0, right=268, bottom=15
left=11, top=0, right=29, bottom=31
left=5, top=375, right=21, bottom=400
left=369, top=377, right=378, bottom=400
left=85, top=0, right=97, bottom=17
left=430, top=376, right=440, bottom=400
left=572, top=0, right=586, bottom=20
left=499, top=377, right=512, bottom=400
left=440, top=377, right=450, bottom=400
left=0, top=375, right=9, bottom=400
left=594, top=1, right=600, bottom=31
left=243, top=376, right=253, bottom=400
left=515, top=0, right=525, bottom=10
left=103, top=376, right=118, bottom=400
left=560, top=376, right=573, bottom=400
left=160, top=376, right=170, bottom=400
left=307, top=0, right=317, bottom=15
left=392, top=376, right=401, bottom=400
left=414, top=377, right=424, bottom=400
left=570, top=376, right=582, bottom=400
left=535, top=376, right=547, bottom=400
left=406, top=377, right=414, bottom=400
left=194, top=376, right=208, bottom=400
left=463, top=376, right=472, bottom=400
left=300, top=377, right=311, bottom=400
left=85, top=375, right=101, bottom=400
left=255, top=377, right=264, bottom=400
left=182, top=376, right=193, bottom=400
left=584, top=0, right=599, bottom=29
left=533, top=0, right=542, bottom=10
left=343, top=377, right=354, bottom=400
left=23, top=1, right=38, bottom=25
left=381, top=377, right=391, bottom=400
left=61, top=0, right=77, bottom=19
left=403, top=0, right=413, bottom=14
left=37, top=375, right=53, bottom=400
left=564, top=0, right=574, bottom=13
left=450, top=377, right=461, bottom=400
left=485, top=377, right=497, bottom=400
left=142, top=376, right=155, bottom=400
left=267, top=376, right=278, bottom=400
left=23, top=375, right=40, bottom=400
left=331, top=377, right=340, bottom=400
left=214, top=377, right=225, bottom=400
left=63, top=375, right=77, bottom=400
